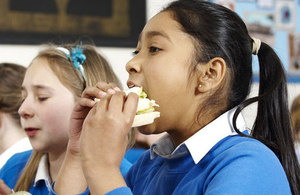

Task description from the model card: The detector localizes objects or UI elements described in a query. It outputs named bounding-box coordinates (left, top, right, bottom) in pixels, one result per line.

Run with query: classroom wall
left=0, top=0, right=299, bottom=127
left=0, top=0, right=171, bottom=88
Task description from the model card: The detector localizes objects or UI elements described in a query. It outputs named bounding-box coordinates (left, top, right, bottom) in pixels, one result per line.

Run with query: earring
left=199, top=84, right=202, bottom=88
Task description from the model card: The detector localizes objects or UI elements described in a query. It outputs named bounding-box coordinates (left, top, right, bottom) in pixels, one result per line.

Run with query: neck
left=0, top=114, right=26, bottom=154
left=168, top=112, right=216, bottom=147
left=168, top=124, right=201, bottom=147
left=48, top=149, right=67, bottom=182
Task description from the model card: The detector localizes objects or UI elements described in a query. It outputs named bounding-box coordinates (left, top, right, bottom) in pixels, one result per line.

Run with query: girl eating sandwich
left=52, top=1, right=299, bottom=194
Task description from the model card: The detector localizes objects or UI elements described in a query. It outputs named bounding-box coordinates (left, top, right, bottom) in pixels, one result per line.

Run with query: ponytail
left=233, top=42, right=300, bottom=195
left=14, top=151, right=44, bottom=191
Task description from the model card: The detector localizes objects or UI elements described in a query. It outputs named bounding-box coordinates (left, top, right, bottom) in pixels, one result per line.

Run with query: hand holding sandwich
left=57, top=82, right=160, bottom=194
left=68, top=82, right=121, bottom=155
left=80, top=82, right=139, bottom=194
left=55, top=82, right=123, bottom=194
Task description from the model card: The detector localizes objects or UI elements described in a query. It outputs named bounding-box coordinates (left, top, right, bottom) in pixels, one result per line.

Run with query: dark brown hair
left=0, top=63, right=26, bottom=126
left=164, top=1, right=299, bottom=194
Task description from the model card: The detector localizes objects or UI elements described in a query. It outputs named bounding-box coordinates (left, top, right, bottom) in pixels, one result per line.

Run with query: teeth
left=128, top=84, right=135, bottom=88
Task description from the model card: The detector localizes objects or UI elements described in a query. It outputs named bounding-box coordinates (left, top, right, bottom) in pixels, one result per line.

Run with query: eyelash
left=38, top=97, right=48, bottom=102
left=149, top=46, right=161, bottom=53
left=132, top=46, right=161, bottom=55
left=133, top=50, right=139, bottom=55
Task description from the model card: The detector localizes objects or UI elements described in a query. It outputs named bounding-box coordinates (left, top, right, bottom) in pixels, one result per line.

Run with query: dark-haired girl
left=52, top=1, right=300, bottom=194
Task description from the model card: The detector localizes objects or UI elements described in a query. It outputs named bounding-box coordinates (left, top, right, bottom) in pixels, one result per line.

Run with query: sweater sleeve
left=105, top=187, right=133, bottom=195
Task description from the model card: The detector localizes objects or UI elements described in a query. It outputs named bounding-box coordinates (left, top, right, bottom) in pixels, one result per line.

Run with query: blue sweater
left=0, top=150, right=49, bottom=195
left=124, top=148, right=146, bottom=164
left=107, top=135, right=291, bottom=195
left=0, top=150, right=132, bottom=195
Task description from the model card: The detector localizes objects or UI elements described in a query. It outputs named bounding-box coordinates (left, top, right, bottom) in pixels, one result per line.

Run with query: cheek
left=41, top=101, right=74, bottom=134
left=147, top=68, right=188, bottom=105
left=145, top=56, right=189, bottom=87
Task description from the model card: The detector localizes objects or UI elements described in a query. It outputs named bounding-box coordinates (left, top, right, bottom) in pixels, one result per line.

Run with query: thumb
left=123, top=93, right=139, bottom=124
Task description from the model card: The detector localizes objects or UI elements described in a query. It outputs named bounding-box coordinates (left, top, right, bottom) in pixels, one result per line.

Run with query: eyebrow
left=139, top=30, right=172, bottom=43
left=21, top=85, right=54, bottom=93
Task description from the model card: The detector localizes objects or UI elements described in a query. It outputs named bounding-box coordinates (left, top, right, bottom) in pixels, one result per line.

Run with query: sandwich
left=94, top=87, right=160, bottom=127
left=125, top=87, right=160, bottom=127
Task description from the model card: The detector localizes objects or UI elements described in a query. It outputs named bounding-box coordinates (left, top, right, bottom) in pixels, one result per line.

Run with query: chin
left=137, top=123, right=157, bottom=135
left=31, top=146, right=47, bottom=153
left=29, top=141, right=47, bottom=152
left=137, top=121, right=166, bottom=135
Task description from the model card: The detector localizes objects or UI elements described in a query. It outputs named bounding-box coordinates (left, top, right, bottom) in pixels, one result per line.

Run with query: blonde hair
left=14, top=43, right=130, bottom=191
left=0, top=63, right=26, bottom=126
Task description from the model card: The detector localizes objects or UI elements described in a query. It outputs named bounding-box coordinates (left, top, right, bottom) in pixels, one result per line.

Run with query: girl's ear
left=196, top=57, right=227, bottom=93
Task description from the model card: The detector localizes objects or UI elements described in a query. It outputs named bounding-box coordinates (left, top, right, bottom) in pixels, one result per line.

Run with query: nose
left=18, top=98, right=34, bottom=119
left=126, top=55, right=142, bottom=74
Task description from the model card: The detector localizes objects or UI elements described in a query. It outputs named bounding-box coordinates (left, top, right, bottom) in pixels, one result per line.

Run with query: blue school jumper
left=0, top=150, right=132, bottom=194
left=0, top=150, right=49, bottom=194
left=116, top=135, right=291, bottom=195
left=125, top=147, right=146, bottom=164
left=50, top=108, right=292, bottom=195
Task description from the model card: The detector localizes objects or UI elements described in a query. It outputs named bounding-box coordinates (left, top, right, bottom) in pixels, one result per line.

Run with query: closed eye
left=38, top=97, right=48, bottom=102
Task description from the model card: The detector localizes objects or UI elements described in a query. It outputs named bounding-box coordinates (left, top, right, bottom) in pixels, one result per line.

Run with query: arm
left=53, top=144, right=87, bottom=195
left=53, top=82, right=120, bottom=195
left=79, top=87, right=138, bottom=194
left=53, top=99, right=92, bottom=194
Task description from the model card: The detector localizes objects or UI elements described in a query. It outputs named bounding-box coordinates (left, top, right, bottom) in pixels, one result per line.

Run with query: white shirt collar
left=34, top=154, right=51, bottom=191
left=150, top=107, right=247, bottom=164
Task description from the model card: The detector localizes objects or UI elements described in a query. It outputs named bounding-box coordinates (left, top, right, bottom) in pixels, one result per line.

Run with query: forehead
left=23, top=58, right=63, bottom=89
left=140, top=11, right=189, bottom=42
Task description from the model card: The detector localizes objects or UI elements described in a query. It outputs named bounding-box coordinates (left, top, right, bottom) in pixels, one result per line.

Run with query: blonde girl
left=0, top=44, right=132, bottom=194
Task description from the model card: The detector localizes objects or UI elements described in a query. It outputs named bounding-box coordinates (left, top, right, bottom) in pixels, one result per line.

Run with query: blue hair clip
left=57, top=46, right=87, bottom=81
left=69, top=45, right=87, bottom=80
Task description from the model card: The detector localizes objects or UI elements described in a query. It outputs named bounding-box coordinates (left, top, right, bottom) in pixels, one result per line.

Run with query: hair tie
left=251, top=37, right=261, bottom=55
left=56, top=46, right=86, bottom=81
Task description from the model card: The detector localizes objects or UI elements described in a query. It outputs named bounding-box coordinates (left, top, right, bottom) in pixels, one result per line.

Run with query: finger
left=78, top=97, right=96, bottom=109
left=108, top=92, right=126, bottom=113
left=82, top=86, right=107, bottom=99
left=95, top=81, right=120, bottom=91
left=95, top=82, right=121, bottom=95
left=0, top=180, right=12, bottom=194
left=95, top=94, right=112, bottom=113
left=123, top=92, right=139, bottom=119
